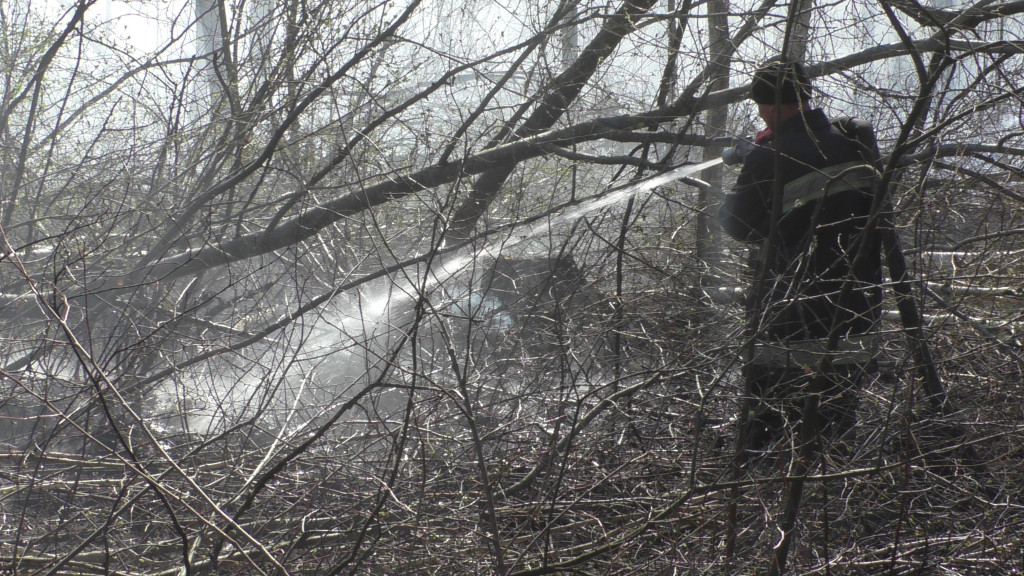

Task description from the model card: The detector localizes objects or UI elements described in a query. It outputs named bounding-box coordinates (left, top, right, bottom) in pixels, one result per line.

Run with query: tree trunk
left=697, top=0, right=729, bottom=279
left=445, top=0, right=659, bottom=243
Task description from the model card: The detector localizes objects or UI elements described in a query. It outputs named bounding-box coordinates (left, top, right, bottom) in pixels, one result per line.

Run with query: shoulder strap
left=832, top=117, right=883, bottom=169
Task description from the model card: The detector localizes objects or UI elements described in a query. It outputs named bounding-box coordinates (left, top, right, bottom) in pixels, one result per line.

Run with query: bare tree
left=2, top=0, right=1024, bottom=574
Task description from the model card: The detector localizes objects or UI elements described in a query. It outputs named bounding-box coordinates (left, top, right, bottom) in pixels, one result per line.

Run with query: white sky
left=36, top=0, right=190, bottom=55
left=99, top=0, right=185, bottom=53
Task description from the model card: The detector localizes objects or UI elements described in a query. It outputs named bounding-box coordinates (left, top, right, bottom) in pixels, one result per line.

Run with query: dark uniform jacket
left=718, top=108, right=882, bottom=341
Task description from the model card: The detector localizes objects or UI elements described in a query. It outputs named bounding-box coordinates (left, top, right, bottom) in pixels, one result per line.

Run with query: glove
left=721, top=139, right=754, bottom=166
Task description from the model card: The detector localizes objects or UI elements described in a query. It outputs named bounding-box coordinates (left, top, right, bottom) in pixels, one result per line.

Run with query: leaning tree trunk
left=444, top=0, right=659, bottom=243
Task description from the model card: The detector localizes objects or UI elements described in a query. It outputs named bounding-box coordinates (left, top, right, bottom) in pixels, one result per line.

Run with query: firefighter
left=718, top=61, right=884, bottom=449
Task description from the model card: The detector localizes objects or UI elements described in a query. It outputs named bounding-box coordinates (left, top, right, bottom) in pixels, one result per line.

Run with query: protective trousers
left=743, top=359, right=871, bottom=451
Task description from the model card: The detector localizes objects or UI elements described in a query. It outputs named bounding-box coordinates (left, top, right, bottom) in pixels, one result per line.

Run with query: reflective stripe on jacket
left=781, top=161, right=881, bottom=215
